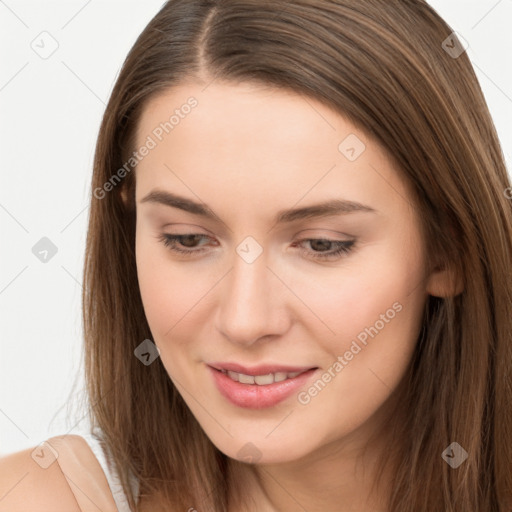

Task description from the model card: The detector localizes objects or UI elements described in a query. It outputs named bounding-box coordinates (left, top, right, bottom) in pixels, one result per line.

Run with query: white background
left=1, top=0, right=511, bottom=456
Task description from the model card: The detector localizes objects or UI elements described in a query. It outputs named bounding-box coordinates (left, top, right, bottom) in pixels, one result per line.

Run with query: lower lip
left=208, top=365, right=318, bottom=409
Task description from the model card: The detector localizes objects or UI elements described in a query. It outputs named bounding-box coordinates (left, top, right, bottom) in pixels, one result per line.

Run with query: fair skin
left=133, top=81, right=455, bottom=512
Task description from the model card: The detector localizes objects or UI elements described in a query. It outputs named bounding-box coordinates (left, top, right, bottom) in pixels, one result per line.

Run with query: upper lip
left=208, top=362, right=318, bottom=376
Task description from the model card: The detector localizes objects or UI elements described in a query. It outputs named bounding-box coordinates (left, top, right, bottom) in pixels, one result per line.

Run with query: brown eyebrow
left=139, top=190, right=377, bottom=224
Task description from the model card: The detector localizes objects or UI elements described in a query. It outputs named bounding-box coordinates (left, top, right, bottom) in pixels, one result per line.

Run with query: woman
left=1, top=1, right=511, bottom=510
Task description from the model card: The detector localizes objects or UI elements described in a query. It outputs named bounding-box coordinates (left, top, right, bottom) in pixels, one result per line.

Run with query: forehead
left=136, top=80, right=381, bottom=155
left=133, top=81, right=414, bottom=222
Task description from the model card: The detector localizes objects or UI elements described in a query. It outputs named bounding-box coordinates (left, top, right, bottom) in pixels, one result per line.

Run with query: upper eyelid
left=159, top=225, right=355, bottom=238
left=161, top=233, right=355, bottom=247
left=160, top=232, right=353, bottom=240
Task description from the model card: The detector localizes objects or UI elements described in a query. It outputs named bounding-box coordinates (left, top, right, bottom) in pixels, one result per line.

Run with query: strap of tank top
left=45, top=435, right=119, bottom=512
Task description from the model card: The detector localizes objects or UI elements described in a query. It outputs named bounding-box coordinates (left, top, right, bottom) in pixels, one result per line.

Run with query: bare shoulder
left=0, top=440, right=81, bottom=512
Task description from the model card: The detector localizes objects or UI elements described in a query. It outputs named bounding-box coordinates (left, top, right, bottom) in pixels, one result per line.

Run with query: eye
left=157, top=233, right=356, bottom=261
left=292, top=238, right=355, bottom=261
left=158, top=234, right=213, bottom=255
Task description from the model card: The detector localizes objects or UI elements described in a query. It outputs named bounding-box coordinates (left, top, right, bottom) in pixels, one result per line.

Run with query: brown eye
left=293, top=238, right=356, bottom=261
left=159, top=234, right=213, bottom=255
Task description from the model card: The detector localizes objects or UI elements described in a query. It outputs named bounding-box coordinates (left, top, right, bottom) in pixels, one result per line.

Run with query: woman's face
left=133, top=81, right=436, bottom=464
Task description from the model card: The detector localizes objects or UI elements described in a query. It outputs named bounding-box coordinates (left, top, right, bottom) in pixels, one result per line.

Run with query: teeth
left=274, top=372, right=288, bottom=382
left=255, top=374, right=274, bottom=385
left=221, top=369, right=306, bottom=385
left=227, top=370, right=239, bottom=382
left=238, top=373, right=255, bottom=384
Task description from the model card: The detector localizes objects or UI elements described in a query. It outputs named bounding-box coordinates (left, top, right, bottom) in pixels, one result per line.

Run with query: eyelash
left=157, top=234, right=355, bottom=261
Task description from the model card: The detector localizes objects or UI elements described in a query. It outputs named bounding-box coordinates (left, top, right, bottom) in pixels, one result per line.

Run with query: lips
left=208, top=365, right=319, bottom=409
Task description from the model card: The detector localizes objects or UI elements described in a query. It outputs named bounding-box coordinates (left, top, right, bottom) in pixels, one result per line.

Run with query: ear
left=425, top=262, right=464, bottom=297
left=120, top=183, right=135, bottom=210
left=120, top=186, right=129, bottom=206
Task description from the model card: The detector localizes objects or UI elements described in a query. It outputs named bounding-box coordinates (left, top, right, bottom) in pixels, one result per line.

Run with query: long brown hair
left=81, top=1, right=512, bottom=510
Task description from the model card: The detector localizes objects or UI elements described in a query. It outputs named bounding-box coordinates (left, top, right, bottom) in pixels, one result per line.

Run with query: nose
left=215, top=246, right=290, bottom=347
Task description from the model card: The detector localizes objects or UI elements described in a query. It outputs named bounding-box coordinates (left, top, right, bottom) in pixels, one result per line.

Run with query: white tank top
left=77, top=428, right=139, bottom=512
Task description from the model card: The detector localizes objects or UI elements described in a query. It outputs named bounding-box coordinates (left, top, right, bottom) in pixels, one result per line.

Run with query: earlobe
left=425, top=264, right=464, bottom=297
left=120, top=185, right=134, bottom=210
left=120, top=187, right=129, bottom=205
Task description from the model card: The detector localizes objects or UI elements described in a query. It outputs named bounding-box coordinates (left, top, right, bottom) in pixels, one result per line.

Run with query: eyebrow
left=139, top=190, right=377, bottom=224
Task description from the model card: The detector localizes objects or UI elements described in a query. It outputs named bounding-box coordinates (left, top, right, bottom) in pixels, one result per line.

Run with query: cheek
left=306, top=248, right=426, bottom=412
left=286, top=237, right=426, bottom=379
left=285, top=252, right=422, bottom=342
left=135, top=230, right=201, bottom=336
left=136, top=232, right=167, bottom=328
left=135, top=228, right=226, bottom=371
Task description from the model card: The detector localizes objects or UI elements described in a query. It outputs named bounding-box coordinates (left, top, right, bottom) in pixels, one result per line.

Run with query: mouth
left=211, top=366, right=314, bottom=385
left=207, top=363, right=319, bottom=409
left=208, top=362, right=318, bottom=382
